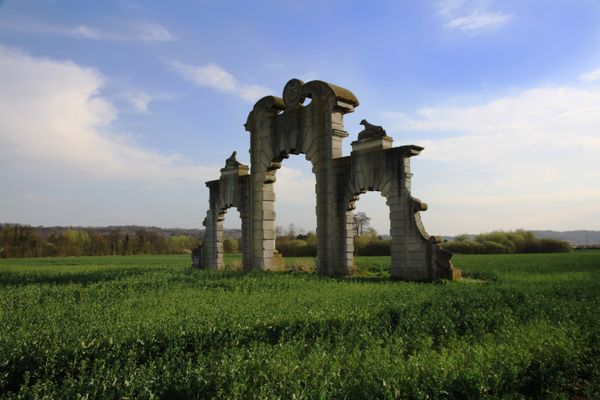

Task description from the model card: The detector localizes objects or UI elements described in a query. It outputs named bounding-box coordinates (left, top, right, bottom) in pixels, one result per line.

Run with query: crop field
left=1, top=252, right=599, bottom=399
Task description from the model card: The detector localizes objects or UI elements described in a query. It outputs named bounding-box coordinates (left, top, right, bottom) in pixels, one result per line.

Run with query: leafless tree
left=353, top=212, right=371, bottom=236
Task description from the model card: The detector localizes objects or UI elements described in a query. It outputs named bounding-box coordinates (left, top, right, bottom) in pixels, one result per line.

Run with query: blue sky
left=1, top=0, right=599, bottom=235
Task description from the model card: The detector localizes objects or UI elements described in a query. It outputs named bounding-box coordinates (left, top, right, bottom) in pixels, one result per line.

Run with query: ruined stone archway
left=193, top=79, right=458, bottom=281
left=192, top=153, right=251, bottom=270
left=331, top=121, right=454, bottom=279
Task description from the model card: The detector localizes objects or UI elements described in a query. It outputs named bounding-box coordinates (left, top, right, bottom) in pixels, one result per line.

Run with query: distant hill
left=442, top=230, right=600, bottom=246
left=531, top=230, right=600, bottom=246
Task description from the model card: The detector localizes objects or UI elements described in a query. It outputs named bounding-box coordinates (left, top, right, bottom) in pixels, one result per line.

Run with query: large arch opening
left=349, top=191, right=391, bottom=277
left=269, top=153, right=317, bottom=271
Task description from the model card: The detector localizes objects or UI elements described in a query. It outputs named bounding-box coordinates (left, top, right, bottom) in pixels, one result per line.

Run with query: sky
left=1, top=0, right=599, bottom=236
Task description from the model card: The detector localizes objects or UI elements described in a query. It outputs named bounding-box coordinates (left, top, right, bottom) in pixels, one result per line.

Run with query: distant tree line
left=0, top=224, right=198, bottom=258
left=441, top=230, right=572, bottom=254
left=2, top=223, right=573, bottom=258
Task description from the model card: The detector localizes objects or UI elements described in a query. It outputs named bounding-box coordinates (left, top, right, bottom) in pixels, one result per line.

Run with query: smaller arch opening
left=218, top=206, right=243, bottom=270
left=349, top=191, right=391, bottom=277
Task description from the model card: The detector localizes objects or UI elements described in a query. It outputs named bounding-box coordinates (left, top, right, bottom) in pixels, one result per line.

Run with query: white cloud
left=170, top=62, right=236, bottom=93
left=0, top=17, right=174, bottom=42
left=275, top=165, right=315, bottom=206
left=386, top=86, right=600, bottom=152
left=237, top=84, right=272, bottom=103
left=437, top=0, right=512, bottom=33
left=272, top=162, right=318, bottom=231
left=67, top=25, right=105, bottom=39
left=0, top=45, right=213, bottom=184
left=445, top=11, right=512, bottom=32
left=579, top=67, right=600, bottom=83
left=168, top=60, right=271, bottom=103
left=381, top=84, right=600, bottom=232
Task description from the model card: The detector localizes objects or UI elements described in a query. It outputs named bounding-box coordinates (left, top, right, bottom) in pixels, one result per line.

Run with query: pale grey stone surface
left=192, top=79, right=457, bottom=280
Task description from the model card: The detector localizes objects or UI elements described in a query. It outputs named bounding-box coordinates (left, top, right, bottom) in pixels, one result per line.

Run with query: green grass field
left=1, top=252, right=599, bottom=399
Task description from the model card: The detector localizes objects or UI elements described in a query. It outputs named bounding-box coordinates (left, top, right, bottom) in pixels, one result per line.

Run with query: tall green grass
left=0, top=252, right=598, bottom=398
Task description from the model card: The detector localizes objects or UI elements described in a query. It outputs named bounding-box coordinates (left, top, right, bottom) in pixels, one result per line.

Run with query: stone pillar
left=246, top=96, right=284, bottom=271
left=200, top=183, right=221, bottom=269
left=239, top=187, right=252, bottom=271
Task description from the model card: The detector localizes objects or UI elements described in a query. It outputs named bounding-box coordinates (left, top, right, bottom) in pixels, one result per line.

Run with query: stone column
left=245, top=96, right=284, bottom=271
left=200, top=182, right=221, bottom=269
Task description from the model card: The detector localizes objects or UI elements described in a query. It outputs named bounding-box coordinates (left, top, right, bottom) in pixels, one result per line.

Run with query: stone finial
left=225, top=151, right=241, bottom=168
left=358, top=119, right=387, bottom=140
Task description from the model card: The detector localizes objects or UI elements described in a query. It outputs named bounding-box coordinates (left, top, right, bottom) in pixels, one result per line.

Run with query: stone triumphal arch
left=192, top=79, right=458, bottom=280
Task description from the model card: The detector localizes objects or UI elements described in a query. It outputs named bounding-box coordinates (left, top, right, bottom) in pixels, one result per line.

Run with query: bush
left=536, top=238, right=572, bottom=253
left=442, top=240, right=485, bottom=254
left=480, top=240, right=511, bottom=254
left=355, top=237, right=391, bottom=256
left=223, top=238, right=239, bottom=254
left=443, top=230, right=571, bottom=254
left=276, top=239, right=317, bottom=257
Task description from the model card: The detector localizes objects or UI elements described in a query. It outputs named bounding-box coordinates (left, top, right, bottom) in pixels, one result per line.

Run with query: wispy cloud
left=437, top=0, right=513, bottom=33
left=129, top=20, right=173, bottom=42
left=0, top=45, right=212, bottom=184
left=0, top=17, right=174, bottom=42
left=168, top=60, right=272, bottom=103
left=108, top=85, right=178, bottom=114
left=121, top=91, right=153, bottom=113
left=579, top=67, right=600, bottom=83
